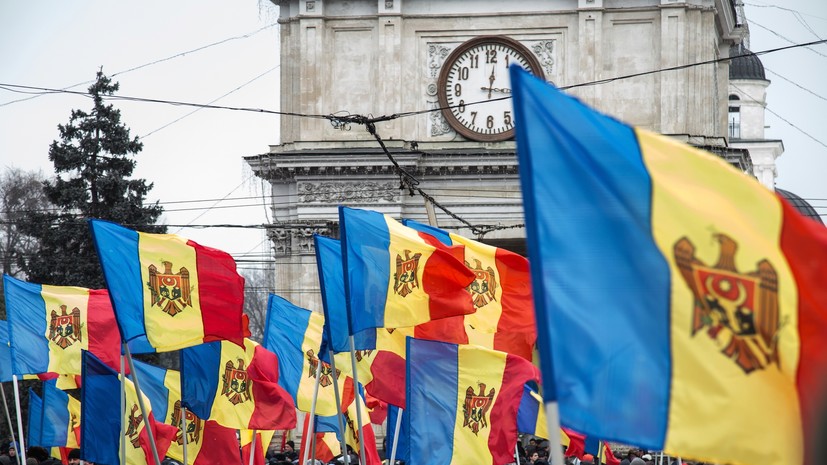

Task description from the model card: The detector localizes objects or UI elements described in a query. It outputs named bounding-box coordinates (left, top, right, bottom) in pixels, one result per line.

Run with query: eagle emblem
left=354, top=349, right=374, bottom=362
left=393, top=250, right=422, bottom=297
left=674, top=234, right=781, bottom=374
left=466, top=258, right=498, bottom=308
left=221, top=358, right=252, bottom=405
left=147, top=261, right=192, bottom=316
left=172, top=400, right=202, bottom=445
left=343, top=410, right=359, bottom=446
left=306, top=349, right=340, bottom=387
left=463, top=383, right=495, bottom=435
left=125, top=404, right=144, bottom=448
left=49, top=305, right=82, bottom=349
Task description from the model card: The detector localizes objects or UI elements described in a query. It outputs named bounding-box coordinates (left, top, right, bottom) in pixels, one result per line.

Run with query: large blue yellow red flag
left=4, top=275, right=121, bottom=376
left=406, top=338, right=539, bottom=465
left=313, top=388, right=381, bottom=465
left=181, top=338, right=296, bottom=431
left=403, top=220, right=536, bottom=359
left=511, top=65, right=827, bottom=465
left=299, top=414, right=340, bottom=464
left=81, top=351, right=176, bottom=465
left=339, top=206, right=475, bottom=334
left=28, top=388, right=43, bottom=447
left=263, top=294, right=354, bottom=416
left=41, top=379, right=81, bottom=449
left=89, top=219, right=246, bottom=352
left=131, top=360, right=242, bottom=465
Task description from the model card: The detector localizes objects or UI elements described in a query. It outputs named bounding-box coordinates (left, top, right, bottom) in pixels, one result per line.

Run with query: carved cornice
left=299, top=181, right=400, bottom=204
left=266, top=221, right=338, bottom=257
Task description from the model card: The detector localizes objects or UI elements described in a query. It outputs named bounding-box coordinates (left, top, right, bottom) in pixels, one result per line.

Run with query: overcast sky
left=1, top=0, right=825, bottom=272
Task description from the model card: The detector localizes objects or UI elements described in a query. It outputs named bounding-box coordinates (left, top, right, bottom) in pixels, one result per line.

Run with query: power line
left=748, top=21, right=827, bottom=58
left=0, top=22, right=279, bottom=108
left=764, top=67, right=827, bottom=103
left=744, top=2, right=827, bottom=23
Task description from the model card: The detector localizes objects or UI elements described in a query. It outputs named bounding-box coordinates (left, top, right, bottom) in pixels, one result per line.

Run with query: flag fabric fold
left=263, top=294, right=355, bottom=417
left=89, top=219, right=246, bottom=352
left=511, top=65, right=827, bottom=465
left=41, top=379, right=81, bottom=449
left=131, top=360, right=242, bottom=465
left=339, top=206, right=475, bottom=334
left=181, top=338, right=296, bottom=431
left=240, top=429, right=275, bottom=465
left=28, top=388, right=43, bottom=447
left=81, top=351, right=176, bottom=465
left=299, top=415, right=340, bottom=464
left=4, top=274, right=121, bottom=376
left=406, top=338, right=539, bottom=465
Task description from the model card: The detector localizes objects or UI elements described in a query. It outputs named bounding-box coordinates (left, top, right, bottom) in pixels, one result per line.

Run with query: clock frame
left=437, top=35, right=545, bottom=142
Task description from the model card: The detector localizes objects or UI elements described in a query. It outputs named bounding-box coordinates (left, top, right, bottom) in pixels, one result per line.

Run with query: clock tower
left=246, top=0, right=742, bottom=308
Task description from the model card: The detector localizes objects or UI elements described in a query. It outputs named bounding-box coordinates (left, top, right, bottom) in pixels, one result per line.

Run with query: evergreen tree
left=20, top=70, right=165, bottom=288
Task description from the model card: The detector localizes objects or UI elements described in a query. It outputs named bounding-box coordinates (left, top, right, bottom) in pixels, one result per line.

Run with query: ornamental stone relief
left=267, top=223, right=336, bottom=257
left=529, top=39, right=556, bottom=80
left=299, top=181, right=399, bottom=204
left=427, top=42, right=455, bottom=137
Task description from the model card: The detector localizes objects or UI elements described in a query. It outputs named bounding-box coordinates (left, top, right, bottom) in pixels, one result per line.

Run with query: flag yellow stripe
left=41, top=285, right=90, bottom=375
left=450, top=234, right=505, bottom=333
left=383, top=217, right=436, bottom=327
left=639, top=129, right=802, bottom=465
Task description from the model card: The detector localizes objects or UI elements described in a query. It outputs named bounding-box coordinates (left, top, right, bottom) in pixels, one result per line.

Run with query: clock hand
left=479, top=87, right=511, bottom=94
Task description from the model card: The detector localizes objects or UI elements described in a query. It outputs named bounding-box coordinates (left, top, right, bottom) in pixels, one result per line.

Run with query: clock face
left=437, top=36, right=545, bottom=142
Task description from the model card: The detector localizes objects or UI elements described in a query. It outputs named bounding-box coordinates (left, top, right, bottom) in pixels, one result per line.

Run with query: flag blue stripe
left=511, top=66, right=670, bottom=448
left=180, top=341, right=220, bottom=419
left=89, top=219, right=147, bottom=345
left=28, top=389, right=43, bottom=447
left=340, top=206, right=392, bottom=334
left=386, top=405, right=410, bottom=464
left=81, top=351, right=121, bottom=465
left=516, top=385, right=540, bottom=435
left=132, top=360, right=172, bottom=423
left=4, top=275, right=49, bottom=375
left=263, top=294, right=312, bottom=407
left=0, top=321, right=13, bottom=382
left=406, top=338, right=458, bottom=465
left=42, top=379, right=70, bottom=446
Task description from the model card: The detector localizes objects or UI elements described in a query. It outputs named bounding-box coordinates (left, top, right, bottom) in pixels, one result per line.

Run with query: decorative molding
left=267, top=228, right=292, bottom=256
left=530, top=40, right=556, bottom=79
left=267, top=222, right=337, bottom=257
left=299, top=181, right=400, bottom=203
left=427, top=44, right=452, bottom=79
left=430, top=104, right=453, bottom=136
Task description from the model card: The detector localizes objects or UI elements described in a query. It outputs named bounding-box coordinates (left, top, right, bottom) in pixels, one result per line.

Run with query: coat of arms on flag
left=49, top=305, right=82, bottom=349
left=221, top=359, right=251, bottom=405
left=125, top=404, right=145, bottom=448
left=394, top=250, right=422, bottom=297
left=463, top=383, right=495, bottom=435
left=674, top=233, right=780, bottom=373
left=172, top=400, right=203, bottom=445
left=147, top=261, right=192, bottom=316
left=306, top=349, right=339, bottom=388
left=466, top=258, right=498, bottom=308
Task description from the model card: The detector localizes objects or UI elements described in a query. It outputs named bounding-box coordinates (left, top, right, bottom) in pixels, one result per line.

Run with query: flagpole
left=514, top=443, right=521, bottom=465
left=347, top=336, right=368, bottom=465
left=326, top=350, right=350, bottom=465
left=598, top=440, right=604, bottom=465
left=122, top=343, right=162, bottom=465
left=543, top=401, right=565, bottom=465
left=181, top=406, right=189, bottom=465
left=388, top=408, right=402, bottom=465
left=248, top=431, right=257, bottom=465
left=10, top=376, right=26, bottom=465
left=0, top=383, right=20, bottom=465
left=120, top=354, right=127, bottom=465
left=302, top=359, right=324, bottom=465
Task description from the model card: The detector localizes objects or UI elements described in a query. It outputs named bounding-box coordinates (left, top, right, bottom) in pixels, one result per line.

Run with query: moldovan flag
left=41, top=379, right=81, bottom=449
left=240, top=430, right=275, bottom=465
left=181, top=338, right=296, bottom=431
left=511, top=65, right=827, bottom=465
left=263, top=294, right=354, bottom=416
left=299, top=415, right=340, bottom=464
left=404, top=220, right=536, bottom=360
left=4, top=274, right=121, bottom=376
left=516, top=384, right=572, bottom=450
left=89, top=219, right=246, bottom=352
left=406, top=338, right=539, bottom=465
left=314, top=389, right=381, bottom=465
left=131, top=360, right=242, bottom=465
left=339, top=206, right=475, bottom=334
left=28, top=388, right=43, bottom=446
left=81, top=351, right=176, bottom=465
left=584, top=437, right=620, bottom=465
left=0, top=321, right=12, bottom=382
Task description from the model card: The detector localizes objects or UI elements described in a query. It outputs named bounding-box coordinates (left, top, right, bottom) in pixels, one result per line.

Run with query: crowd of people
left=0, top=441, right=82, bottom=465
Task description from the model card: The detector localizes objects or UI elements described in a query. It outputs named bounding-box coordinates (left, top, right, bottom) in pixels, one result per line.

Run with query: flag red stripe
left=87, top=289, right=121, bottom=371
left=487, top=354, right=538, bottom=465
left=494, top=248, right=536, bottom=334
left=248, top=345, right=296, bottom=430
left=421, top=248, right=475, bottom=321
left=189, top=240, right=246, bottom=346
left=778, top=197, right=827, bottom=463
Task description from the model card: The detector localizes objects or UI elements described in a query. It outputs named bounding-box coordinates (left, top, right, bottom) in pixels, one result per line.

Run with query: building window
left=728, top=94, right=741, bottom=139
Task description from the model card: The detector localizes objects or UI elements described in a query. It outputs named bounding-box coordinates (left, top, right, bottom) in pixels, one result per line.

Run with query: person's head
left=284, top=440, right=294, bottom=452
left=582, top=454, right=594, bottom=463
left=68, top=448, right=81, bottom=465
left=530, top=452, right=539, bottom=462
left=27, top=446, right=50, bottom=462
left=529, top=438, right=538, bottom=446
left=630, top=458, right=646, bottom=465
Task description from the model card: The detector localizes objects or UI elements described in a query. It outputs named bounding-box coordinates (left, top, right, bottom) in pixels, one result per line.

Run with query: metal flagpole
left=302, top=359, right=324, bottom=465
left=122, top=343, right=162, bottom=465
left=247, top=431, right=257, bottom=465
left=543, top=402, right=565, bottom=465
left=10, top=376, right=26, bottom=465
left=326, top=350, right=350, bottom=465
left=388, top=409, right=402, bottom=465
left=514, top=443, right=521, bottom=465
left=180, top=406, right=189, bottom=465
left=0, top=383, right=20, bottom=465
left=347, top=336, right=367, bottom=465
left=120, top=354, right=127, bottom=465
